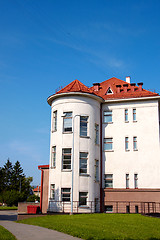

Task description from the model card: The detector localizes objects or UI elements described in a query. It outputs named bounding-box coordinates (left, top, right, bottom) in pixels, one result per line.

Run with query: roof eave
left=104, top=95, right=160, bottom=103
left=47, top=92, right=104, bottom=105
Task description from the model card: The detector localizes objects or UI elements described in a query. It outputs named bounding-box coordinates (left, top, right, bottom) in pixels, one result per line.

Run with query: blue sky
left=0, top=0, right=160, bottom=185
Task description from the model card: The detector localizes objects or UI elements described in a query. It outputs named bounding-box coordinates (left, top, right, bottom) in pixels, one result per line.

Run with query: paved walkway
left=0, top=210, right=81, bottom=240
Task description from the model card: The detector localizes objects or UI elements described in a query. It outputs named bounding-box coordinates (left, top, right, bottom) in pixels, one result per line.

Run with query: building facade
left=39, top=77, right=160, bottom=214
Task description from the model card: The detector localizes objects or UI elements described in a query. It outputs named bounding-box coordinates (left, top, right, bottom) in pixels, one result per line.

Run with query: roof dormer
left=106, top=87, right=113, bottom=94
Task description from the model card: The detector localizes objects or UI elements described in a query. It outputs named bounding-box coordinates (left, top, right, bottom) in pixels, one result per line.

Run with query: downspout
left=100, top=103, right=104, bottom=212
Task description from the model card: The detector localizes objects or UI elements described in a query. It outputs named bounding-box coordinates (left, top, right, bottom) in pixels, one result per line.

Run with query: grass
left=0, top=225, right=17, bottom=240
left=18, top=213, right=160, bottom=240
left=0, top=206, right=17, bottom=210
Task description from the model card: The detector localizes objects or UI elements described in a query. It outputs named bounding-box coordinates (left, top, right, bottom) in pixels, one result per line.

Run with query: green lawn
left=0, top=206, right=17, bottom=210
left=18, top=213, right=160, bottom=240
left=0, top=225, right=17, bottom=240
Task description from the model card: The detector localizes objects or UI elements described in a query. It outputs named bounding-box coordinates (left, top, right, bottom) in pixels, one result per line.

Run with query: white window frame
left=62, top=148, right=72, bottom=170
left=125, top=137, right=129, bottom=151
left=134, top=174, right=138, bottom=189
left=52, top=110, right=57, bottom=132
left=133, top=136, right=138, bottom=151
left=61, top=188, right=71, bottom=202
left=51, top=146, right=56, bottom=168
left=104, top=111, right=112, bottom=123
left=95, top=124, right=99, bottom=145
left=125, top=109, right=129, bottom=122
left=63, top=112, right=72, bottom=132
left=126, top=174, right=129, bottom=189
left=79, top=192, right=88, bottom=206
left=80, top=116, right=89, bottom=137
left=133, top=108, right=136, bottom=122
left=104, top=138, right=113, bottom=151
left=50, top=184, right=55, bottom=200
left=95, top=160, right=99, bottom=182
left=104, top=174, right=113, bottom=188
left=79, top=152, right=88, bottom=174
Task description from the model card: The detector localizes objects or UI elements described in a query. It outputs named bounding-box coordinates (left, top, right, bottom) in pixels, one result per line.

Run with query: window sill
left=50, top=166, right=56, bottom=169
left=104, top=150, right=114, bottom=152
left=125, top=150, right=130, bottom=152
left=133, top=120, right=137, bottom=123
left=80, top=136, right=90, bottom=139
left=49, top=198, right=55, bottom=201
left=103, top=122, right=113, bottom=124
left=79, top=173, right=90, bottom=177
left=51, top=130, right=57, bottom=133
left=79, top=205, right=90, bottom=208
left=61, top=169, right=72, bottom=172
left=125, top=121, right=129, bottom=123
left=133, top=149, right=138, bottom=151
left=62, top=131, right=73, bottom=134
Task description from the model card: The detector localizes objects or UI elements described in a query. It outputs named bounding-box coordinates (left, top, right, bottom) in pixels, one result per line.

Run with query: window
left=80, top=116, right=88, bottom=137
left=61, top=188, right=71, bottom=202
left=62, top=148, right=71, bottom=170
left=105, top=205, right=113, bottom=212
left=134, top=174, right=138, bottom=188
left=52, top=111, right=57, bottom=131
left=95, top=160, right=99, bottom=182
left=126, top=205, right=130, bottom=213
left=63, top=112, right=72, bottom=132
left=126, top=174, right=129, bottom=188
left=79, top=152, right=88, bottom=174
left=133, top=109, right=136, bottom=121
left=95, top=124, right=99, bottom=144
left=104, top=138, right=113, bottom=151
left=106, top=87, right=113, bottom=94
left=50, top=184, right=55, bottom=200
left=135, top=205, right=139, bottom=213
left=125, top=137, right=129, bottom=151
left=51, top=146, right=56, bottom=168
left=104, top=111, right=112, bottom=123
left=104, top=174, right=113, bottom=188
left=79, top=192, right=88, bottom=206
left=125, top=109, right=128, bottom=122
left=133, top=137, right=137, bottom=150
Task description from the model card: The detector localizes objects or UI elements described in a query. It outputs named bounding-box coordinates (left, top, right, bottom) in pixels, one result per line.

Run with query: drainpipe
left=100, top=103, right=103, bottom=212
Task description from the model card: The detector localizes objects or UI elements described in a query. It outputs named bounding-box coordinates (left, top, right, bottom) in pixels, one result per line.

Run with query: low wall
left=18, top=202, right=40, bottom=214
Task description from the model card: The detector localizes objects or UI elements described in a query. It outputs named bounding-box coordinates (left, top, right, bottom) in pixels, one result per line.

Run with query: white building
left=39, top=77, right=160, bottom=214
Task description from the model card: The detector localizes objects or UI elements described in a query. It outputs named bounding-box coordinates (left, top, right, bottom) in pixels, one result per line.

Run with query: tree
left=0, top=159, right=33, bottom=206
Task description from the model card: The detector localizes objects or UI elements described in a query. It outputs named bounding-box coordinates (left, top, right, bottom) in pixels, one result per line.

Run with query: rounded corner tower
left=47, top=79, right=103, bottom=213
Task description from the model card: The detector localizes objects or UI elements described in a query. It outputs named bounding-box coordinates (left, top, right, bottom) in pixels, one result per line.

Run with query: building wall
left=48, top=95, right=101, bottom=212
left=102, top=99, right=160, bottom=189
left=42, top=169, right=49, bottom=213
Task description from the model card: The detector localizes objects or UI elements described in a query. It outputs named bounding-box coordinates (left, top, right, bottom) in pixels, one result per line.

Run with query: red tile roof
left=53, top=77, right=159, bottom=101
left=90, top=77, right=159, bottom=100
left=55, top=79, right=96, bottom=95
left=33, top=186, right=41, bottom=192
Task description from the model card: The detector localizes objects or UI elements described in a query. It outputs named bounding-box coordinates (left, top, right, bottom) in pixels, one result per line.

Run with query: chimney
left=123, top=84, right=128, bottom=93
left=93, top=83, right=100, bottom=91
left=116, top=85, right=121, bottom=93
left=138, top=82, right=143, bottom=91
left=130, top=83, right=136, bottom=92
left=126, top=76, right=131, bottom=84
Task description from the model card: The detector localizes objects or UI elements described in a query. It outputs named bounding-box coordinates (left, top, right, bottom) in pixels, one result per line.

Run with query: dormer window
left=106, top=87, right=113, bottom=94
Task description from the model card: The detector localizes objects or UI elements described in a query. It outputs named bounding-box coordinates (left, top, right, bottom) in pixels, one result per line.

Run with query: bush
left=27, top=194, right=40, bottom=202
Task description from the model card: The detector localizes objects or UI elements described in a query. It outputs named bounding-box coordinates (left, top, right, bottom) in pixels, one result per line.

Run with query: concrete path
left=0, top=210, right=81, bottom=240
